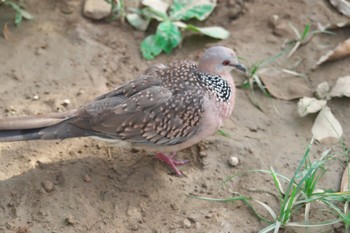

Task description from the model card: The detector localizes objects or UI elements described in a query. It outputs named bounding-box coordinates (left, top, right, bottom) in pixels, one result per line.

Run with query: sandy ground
left=0, top=0, right=349, bottom=232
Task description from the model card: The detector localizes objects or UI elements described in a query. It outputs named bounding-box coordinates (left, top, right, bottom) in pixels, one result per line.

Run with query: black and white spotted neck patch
left=198, top=73, right=232, bottom=102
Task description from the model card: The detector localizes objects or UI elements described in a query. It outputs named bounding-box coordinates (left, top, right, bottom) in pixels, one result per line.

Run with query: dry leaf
left=311, top=106, right=343, bottom=144
left=329, top=75, right=350, bottom=97
left=318, top=21, right=350, bottom=31
left=330, top=0, right=350, bottom=17
left=340, top=164, right=349, bottom=192
left=259, top=68, right=313, bottom=101
left=2, top=23, right=11, bottom=40
left=297, top=97, right=327, bottom=117
left=317, top=38, right=350, bottom=65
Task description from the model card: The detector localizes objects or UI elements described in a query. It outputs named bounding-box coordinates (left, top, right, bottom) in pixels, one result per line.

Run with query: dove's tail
left=0, top=110, right=91, bottom=142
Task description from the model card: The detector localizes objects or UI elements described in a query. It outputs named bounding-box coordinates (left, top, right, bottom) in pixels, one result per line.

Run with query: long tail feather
left=0, top=110, right=92, bottom=142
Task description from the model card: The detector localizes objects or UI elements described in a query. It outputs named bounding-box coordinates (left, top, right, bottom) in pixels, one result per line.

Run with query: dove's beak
left=232, top=63, right=246, bottom=73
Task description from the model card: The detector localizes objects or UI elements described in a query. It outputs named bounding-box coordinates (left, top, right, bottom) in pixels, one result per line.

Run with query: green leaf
left=172, top=21, right=187, bottom=28
left=186, top=24, right=230, bottom=39
left=19, top=9, right=33, bottom=20
left=140, top=21, right=181, bottom=59
left=3, top=1, right=33, bottom=25
left=142, top=0, right=169, bottom=15
left=141, top=7, right=168, bottom=21
left=170, top=0, right=216, bottom=21
left=15, top=11, right=22, bottom=25
left=155, top=20, right=181, bottom=54
left=126, top=12, right=150, bottom=31
left=140, top=35, right=162, bottom=60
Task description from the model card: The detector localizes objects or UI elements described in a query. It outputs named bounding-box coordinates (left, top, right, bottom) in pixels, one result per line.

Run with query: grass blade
left=258, top=223, right=276, bottom=233
left=301, top=24, right=311, bottom=41
left=270, top=167, right=285, bottom=195
left=322, top=199, right=350, bottom=225
left=254, top=200, right=277, bottom=219
left=188, top=194, right=273, bottom=224
left=286, top=218, right=342, bottom=227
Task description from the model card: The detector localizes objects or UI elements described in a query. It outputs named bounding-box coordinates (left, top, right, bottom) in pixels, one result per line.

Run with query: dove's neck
left=220, top=71, right=236, bottom=118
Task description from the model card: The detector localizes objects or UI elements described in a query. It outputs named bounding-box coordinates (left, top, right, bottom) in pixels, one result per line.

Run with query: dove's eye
left=222, top=60, right=230, bottom=66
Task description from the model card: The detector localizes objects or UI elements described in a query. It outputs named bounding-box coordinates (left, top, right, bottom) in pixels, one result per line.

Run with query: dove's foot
left=154, top=152, right=189, bottom=176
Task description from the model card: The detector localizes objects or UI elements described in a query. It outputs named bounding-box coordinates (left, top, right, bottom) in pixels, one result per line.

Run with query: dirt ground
left=0, top=0, right=349, bottom=232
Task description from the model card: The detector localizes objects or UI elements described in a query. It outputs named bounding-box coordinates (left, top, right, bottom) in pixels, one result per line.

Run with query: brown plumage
left=0, top=46, right=246, bottom=175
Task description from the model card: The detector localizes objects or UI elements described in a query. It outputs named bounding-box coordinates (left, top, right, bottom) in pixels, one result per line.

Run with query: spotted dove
left=0, top=46, right=246, bottom=175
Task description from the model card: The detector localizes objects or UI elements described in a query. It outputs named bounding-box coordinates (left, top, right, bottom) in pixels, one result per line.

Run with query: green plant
left=239, top=24, right=333, bottom=110
left=126, top=0, right=230, bottom=60
left=239, top=52, right=284, bottom=111
left=190, top=138, right=350, bottom=232
left=1, top=0, right=33, bottom=25
left=285, top=23, right=334, bottom=58
left=105, top=0, right=125, bottom=21
left=240, top=24, right=313, bottom=90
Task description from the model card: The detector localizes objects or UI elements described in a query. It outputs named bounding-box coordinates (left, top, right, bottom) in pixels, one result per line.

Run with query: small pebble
left=32, top=94, right=40, bottom=100
left=5, top=106, right=16, bottom=113
left=274, top=22, right=292, bottom=37
left=228, top=156, right=239, bottom=167
left=83, top=174, right=91, bottom=182
left=76, top=90, right=83, bottom=96
left=268, top=15, right=292, bottom=37
left=65, top=214, right=76, bottom=225
left=269, top=14, right=279, bottom=27
left=199, top=150, right=207, bottom=157
left=62, top=99, right=70, bottom=106
left=35, top=47, right=45, bottom=56
left=183, top=219, right=191, bottom=228
left=188, top=216, right=196, bottom=223
left=42, top=180, right=54, bottom=192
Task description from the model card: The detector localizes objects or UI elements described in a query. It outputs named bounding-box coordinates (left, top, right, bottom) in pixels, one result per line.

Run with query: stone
left=42, top=180, right=54, bottom=192
left=183, top=218, right=191, bottom=228
left=228, top=156, right=239, bottom=167
left=83, top=0, right=111, bottom=20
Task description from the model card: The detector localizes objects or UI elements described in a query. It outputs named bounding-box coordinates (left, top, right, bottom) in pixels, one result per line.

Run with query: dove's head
left=198, top=46, right=246, bottom=75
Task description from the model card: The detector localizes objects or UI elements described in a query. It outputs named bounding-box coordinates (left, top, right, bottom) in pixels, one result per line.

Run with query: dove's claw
left=155, top=152, right=189, bottom=176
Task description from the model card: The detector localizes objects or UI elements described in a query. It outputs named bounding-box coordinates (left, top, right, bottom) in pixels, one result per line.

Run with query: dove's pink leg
left=154, top=153, right=189, bottom=176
